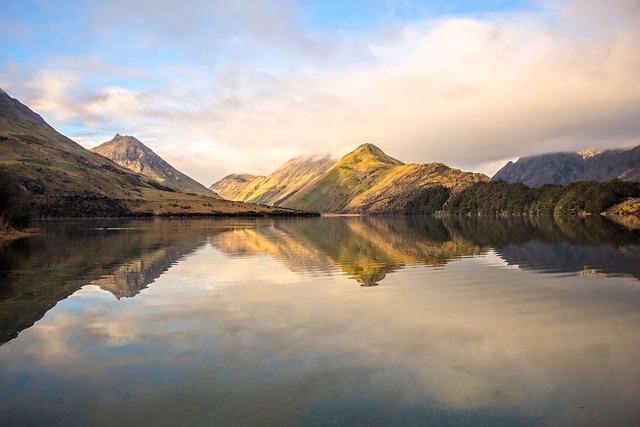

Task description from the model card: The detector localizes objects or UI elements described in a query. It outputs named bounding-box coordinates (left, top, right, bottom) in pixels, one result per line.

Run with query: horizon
left=4, top=86, right=638, bottom=187
left=2, top=0, right=640, bottom=184
left=92, top=129, right=638, bottom=186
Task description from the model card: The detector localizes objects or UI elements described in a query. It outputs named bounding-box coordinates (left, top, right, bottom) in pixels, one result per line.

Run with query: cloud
left=1, top=0, right=639, bottom=185
left=161, top=4, right=640, bottom=181
left=88, top=0, right=353, bottom=64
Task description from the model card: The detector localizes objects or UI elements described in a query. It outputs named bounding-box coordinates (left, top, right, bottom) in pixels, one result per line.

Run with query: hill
left=212, top=143, right=488, bottom=213
left=210, top=174, right=265, bottom=201
left=92, top=134, right=220, bottom=198
left=211, top=155, right=335, bottom=206
left=493, top=146, right=640, bottom=187
left=0, top=88, right=315, bottom=219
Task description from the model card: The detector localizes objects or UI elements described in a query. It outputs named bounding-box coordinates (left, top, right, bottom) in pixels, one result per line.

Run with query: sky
left=1, top=0, right=639, bottom=185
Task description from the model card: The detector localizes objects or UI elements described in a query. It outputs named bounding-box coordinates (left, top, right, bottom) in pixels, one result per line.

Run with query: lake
left=1, top=216, right=639, bottom=426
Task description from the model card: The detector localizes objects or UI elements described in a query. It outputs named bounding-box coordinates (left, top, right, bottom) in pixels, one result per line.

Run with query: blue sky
left=2, top=1, right=538, bottom=72
left=1, top=0, right=639, bottom=184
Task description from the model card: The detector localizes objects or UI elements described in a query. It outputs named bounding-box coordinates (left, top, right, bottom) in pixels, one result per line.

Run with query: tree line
left=0, top=169, right=30, bottom=233
left=406, top=180, right=640, bottom=216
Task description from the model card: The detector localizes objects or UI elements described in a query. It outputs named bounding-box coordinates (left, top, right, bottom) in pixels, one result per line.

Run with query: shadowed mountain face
left=0, top=88, right=159, bottom=216
left=493, top=145, right=640, bottom=187
left=0, top=88, right=312, bottom=217
left=212, top=143, right=488, bottom=213
left=92, top=134, right=220, bottom=198
left=1, top=216, right=639, bottom=346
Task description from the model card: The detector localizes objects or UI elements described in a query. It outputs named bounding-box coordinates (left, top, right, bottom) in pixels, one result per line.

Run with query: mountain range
left=0, top=88, right=309, bottom=218
left=212, top=143, right=489, bottom=213
left=92, top=134, right=220, bottom=198
left=2, top=86, right=640, bottom=219
left=493, top=146, right=640, bottom=187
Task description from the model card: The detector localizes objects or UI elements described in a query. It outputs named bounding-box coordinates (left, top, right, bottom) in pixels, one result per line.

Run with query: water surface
left=1, top=216, right=639, bottom=426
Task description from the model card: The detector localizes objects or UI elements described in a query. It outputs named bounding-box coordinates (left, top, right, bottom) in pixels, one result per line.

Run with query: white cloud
left=2, top=0, right=639, bottom=185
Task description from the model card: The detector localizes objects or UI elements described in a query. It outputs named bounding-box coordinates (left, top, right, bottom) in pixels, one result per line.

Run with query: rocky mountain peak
left=493, top=145, right=640, bottom=187
left=92, top=134, right=219, bottom=198
left=338, top=143, right=404, bottom=169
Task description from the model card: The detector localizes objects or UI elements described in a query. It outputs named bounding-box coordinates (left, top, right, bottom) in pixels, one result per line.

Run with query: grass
left=0, top=215, right=10, bottom=233
left=0, top=216, right=34, bottom=242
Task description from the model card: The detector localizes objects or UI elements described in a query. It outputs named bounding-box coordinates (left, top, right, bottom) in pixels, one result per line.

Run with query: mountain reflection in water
left=0, top=216, right=639, bottom=426
left=1, top=216, right=640, bottom=346
left=209, top=215, right=640, bottom=285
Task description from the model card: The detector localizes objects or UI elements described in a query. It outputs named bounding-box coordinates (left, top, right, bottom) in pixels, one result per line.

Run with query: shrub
left=444, top=180, right=640, bottom=216
left=0, top=169, right=30, bottom=229
left=405, top=186, right=450, bottom=215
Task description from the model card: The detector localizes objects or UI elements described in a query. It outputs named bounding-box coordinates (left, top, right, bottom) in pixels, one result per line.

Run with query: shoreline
left=0, top=228, right=38, bottom=243
left=30, top=210, right=321, bottom=221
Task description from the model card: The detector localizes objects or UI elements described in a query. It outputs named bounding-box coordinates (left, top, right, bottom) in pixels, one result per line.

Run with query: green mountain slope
left=247, top=155, right=335, bottom=205
left=212, top=143, right=489, bottom=213
left=284, top=144, right=404, bottom=212
left=211, top=155, right=335, bottom=206
left=210, top=174, right=266, bottom=201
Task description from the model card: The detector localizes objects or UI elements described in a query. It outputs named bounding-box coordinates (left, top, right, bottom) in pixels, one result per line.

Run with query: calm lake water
left=1, top=216, right=639, bottom=426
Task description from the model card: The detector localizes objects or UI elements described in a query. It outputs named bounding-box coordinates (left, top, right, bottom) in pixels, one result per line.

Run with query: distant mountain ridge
left=212, top=143, right=488, bottom=213
left=493, top=145, right=640, bottom=187
left=212, top=174, right=264, bottom=201
left=211, top=155, right=335, bottom=206
left=92, top=134, right=220, bottom=198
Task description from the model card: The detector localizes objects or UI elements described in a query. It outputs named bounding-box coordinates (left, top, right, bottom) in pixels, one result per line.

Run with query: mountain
left=210, top=174, right=265, bottom=201
left=92, top=134, right=219, bottom=198
left=0, top=88, right=314, bottom=218
left=210, top=155, right=334, bottom=206
left=212, top=143, right=489, bottom=213
left=493, top=145, right=640, bottom=187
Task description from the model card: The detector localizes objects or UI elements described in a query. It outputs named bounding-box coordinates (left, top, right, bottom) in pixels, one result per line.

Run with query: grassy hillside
left=211, top=155, right=335, bottom=206
left=604, top=198, right=640, bottom=229
left=283, top=144, right=399, bottom=212
left=213, top=143, right=487, bottom=213
left=243, top=155, right=334, bottom=205
left=286, top=144, right=488, bottom=213
left=211, top=174, right=266, bottom=201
